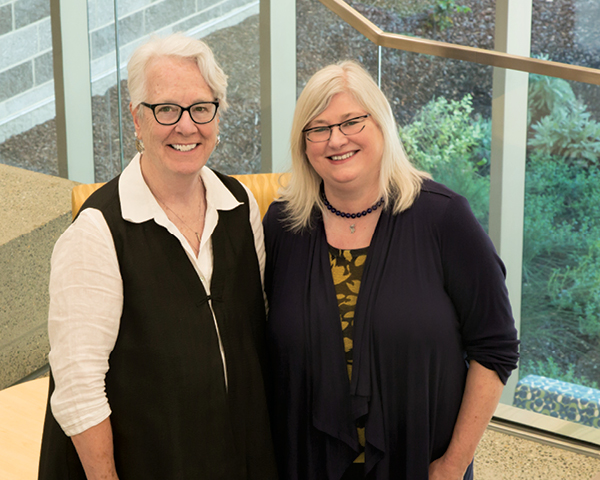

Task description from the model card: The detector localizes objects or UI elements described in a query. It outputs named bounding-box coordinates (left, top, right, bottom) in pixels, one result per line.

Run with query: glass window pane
left=204, top=14, right=261, bottom=174
left=297, top=0, right=378, bottom=89
left=87, top=0, right=261, bottom=180
left=338, top=0, right=600, bottom=73
left=531, top=0, right=600, bottom=68
left=383, top=50, right=492, bottom=231
left=347, top=0, right=493, bottom=49
left=518, top=74, right=600, bottom=435
left=89, top=2, right=128, bottom=183
left=0, top=1, right=58, bottom=176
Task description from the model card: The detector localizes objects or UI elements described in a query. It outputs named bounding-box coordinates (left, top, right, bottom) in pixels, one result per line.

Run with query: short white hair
left=127, top=33, right=228, bottom=113
left=281, top=60, right=430, bottom=232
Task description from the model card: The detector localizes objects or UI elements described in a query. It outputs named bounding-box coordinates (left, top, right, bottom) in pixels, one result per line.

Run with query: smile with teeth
left=171, top=143, right=198, bottom=152
left=329, top=151, right=356, bottom=161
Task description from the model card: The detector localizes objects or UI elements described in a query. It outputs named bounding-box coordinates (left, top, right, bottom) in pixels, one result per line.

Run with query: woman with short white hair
left=38, top=34, right=277, bottom=480
left=264, top=61, right=519, bottom=480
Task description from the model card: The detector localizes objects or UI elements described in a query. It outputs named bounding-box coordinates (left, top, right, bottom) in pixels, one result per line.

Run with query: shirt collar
left=119, top=153, right=242, bottom=224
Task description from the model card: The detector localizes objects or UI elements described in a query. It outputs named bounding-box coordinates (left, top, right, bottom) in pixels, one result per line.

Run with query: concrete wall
left=0, top=163, right=75, bottom=389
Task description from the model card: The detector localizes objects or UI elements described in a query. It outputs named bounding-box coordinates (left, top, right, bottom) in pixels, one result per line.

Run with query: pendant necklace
left=142, top=160, right=203, bottom=246
left=156, top=196, right=203, bottom=244
left=321, top=188, right=384, bottom=234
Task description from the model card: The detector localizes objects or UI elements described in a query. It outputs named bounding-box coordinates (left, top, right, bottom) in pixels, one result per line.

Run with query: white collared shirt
left=48, top=155, right=265, bottom=436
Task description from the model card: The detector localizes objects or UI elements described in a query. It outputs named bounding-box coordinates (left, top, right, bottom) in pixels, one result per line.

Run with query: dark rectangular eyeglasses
left=141, top=101, right=219, bottom=125
left=302, top=114, right=371, bottom=143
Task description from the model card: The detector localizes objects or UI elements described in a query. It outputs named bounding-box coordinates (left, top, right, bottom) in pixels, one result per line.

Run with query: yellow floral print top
left=329, top=244, right=369, bottom=461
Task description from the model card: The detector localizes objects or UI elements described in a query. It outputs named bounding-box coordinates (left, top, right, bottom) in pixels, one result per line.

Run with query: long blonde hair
left=280, top=61, right=430, bottom=232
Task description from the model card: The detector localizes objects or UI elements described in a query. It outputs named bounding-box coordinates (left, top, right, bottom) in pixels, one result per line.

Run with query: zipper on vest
left=196, top=270, right=228, bottom=392
left=206, top=291, right=228, bottom=392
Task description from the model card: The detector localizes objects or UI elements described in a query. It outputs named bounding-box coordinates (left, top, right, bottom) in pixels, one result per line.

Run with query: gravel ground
left=0, top=0, right=598, bottom=179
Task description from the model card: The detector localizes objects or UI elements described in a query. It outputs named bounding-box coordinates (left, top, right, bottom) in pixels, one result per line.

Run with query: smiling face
left=131, top=55, right=219, bottom=180
left=304, top=92, right=384, bottom=194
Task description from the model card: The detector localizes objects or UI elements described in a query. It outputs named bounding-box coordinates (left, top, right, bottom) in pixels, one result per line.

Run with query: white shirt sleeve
left=241, top=183, right=266, bottom=287
left=48, top=208, right=123, bottom=437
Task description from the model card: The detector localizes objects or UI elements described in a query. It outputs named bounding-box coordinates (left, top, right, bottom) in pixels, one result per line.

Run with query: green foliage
left=398, top=71, right=600, bottom=387
left=528, top=101, right=600, bottom=167
left=398, top=82, right=600, bottom=387
left=528, top=70, right=577, bottom=126
left=520, top=357, right=599, bottom=389
left=522, top=160, right=600, bottom=265
left=548, top=243, right=600, bottom=339
left=426, top=0, right=471, bottom=31
left=400, top=94, right=490, bottom=227
left=527, top=63, right=600, bottom=168
left=521, top=159, right=600, bottom=386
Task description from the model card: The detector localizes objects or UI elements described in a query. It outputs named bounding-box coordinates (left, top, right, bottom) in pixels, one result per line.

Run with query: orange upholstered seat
left=71, top=172, right=288, bottom=220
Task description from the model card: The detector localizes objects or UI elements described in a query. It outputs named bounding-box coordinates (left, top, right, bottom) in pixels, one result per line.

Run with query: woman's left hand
left=428, top=455, right=465, bottom=480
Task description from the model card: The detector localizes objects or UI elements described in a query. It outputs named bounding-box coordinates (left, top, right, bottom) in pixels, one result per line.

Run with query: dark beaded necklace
left=321, top=188, right=384, bottom=233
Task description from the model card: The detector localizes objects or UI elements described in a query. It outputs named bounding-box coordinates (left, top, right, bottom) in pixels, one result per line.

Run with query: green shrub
left=520, top=357, right=599, bottom=389
left=521, top=160, right=600, bottom=382
left=398, top=83, right=600, bottom=387
left=400, top=95, right=490, bottom=227
left=547, top=242, right=600, bottom=339
left=523, top=160, right=600, bottom=264
left=426, top=0, right=471, bottom=31
left=528, top=69, right=577, bottom=126
left=528, top=101, right=600, bottom=167
left=527, top=62, right=600, bottom=167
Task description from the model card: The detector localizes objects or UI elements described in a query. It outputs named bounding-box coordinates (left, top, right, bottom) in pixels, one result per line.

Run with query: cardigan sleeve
left=437, top=194, right=519, bottom=384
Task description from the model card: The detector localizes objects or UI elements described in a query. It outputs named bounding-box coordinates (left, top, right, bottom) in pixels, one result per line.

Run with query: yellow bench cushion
left=71, top=172, right=288, bottom=220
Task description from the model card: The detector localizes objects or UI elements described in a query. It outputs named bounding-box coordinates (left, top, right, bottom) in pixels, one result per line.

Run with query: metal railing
left=319, top=0, right=600, bottom=85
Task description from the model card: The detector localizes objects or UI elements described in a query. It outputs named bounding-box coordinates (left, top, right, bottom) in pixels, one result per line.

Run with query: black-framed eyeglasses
left=140, top=101, right=219, bottom=125
left=302, top=114, right=371, bottom=143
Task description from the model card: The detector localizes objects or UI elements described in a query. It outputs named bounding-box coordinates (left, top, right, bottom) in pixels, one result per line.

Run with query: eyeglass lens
left=154, top=103, right=217, bottom=125
left=306, top=116, right=368, bottom=142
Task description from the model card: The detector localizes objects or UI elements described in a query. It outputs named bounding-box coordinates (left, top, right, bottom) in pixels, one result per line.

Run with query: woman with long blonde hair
left=263, top=61, right=519, bottom=480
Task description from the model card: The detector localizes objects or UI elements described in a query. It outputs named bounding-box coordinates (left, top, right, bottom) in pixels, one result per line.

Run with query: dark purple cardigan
left=263, top=180, right=519, bottom=480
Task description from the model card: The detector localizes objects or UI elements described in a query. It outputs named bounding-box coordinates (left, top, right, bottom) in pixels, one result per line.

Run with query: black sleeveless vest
left=38, top=172, right=277, bottom=479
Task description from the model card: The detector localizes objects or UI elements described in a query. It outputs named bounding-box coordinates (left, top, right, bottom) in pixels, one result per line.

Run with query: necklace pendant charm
left=350, top=224, right=355, bottom=234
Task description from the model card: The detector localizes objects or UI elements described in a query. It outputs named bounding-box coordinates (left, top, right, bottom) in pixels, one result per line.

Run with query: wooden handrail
left=319, top=0, right=600, bottom=86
